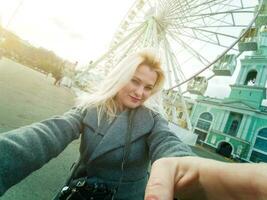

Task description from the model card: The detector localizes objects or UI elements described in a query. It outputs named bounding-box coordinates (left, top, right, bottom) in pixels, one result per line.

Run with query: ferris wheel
left=80, top=0, right=261, bottom=129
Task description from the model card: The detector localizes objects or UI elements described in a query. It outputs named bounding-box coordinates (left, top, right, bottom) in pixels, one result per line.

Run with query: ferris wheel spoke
left=163, top=39, right=179, bottom=83
left=176, top=24, right=249, bottom=29
left=158, top=0, right=169, bottom=13
left=189, top=7, right=254, bottom=26
left=169, top=23, right=240, bottom=46
left=166, top=29, right=211, bottom=66
left=159, top=0, right=180, bottom=17
left=188, top=0, right=233, bottom=16
left=165, top=0, right=225, bottom=21
left=165, top=5, right=254, bottom=28
left=184, top=26, right=238, bottom=40
left=169, top=50, right=187, bottom=81
left=190, top=28, right=239, bottom=47
left=126, top=21, right=146, bottom=31
left=163, top=0, right=197, bottom=18
left=163, top=10, right=221, bottom=28
left=183, top=0, right=197, bottom=9
left=112, top=19, right=146, bottom=44
left=159, top=0, right=200, bottom=21
left=203, top=13, right=238, bottom=27
left=112, top=33, right=145, bottom=67
left=167, top=12, right=234, bottom=31
left=170, top=28, right=239, bottom=51
left=147, top=0, right=154, bottom=8
left=183, top=9, right=255, bottom=18
left=149, top=19, right=160, bottom=48
left=164, top=37, right=187, bottom=82
left=240, top=0, right=244, bottom=8
left=163, top=10, right=253, bottom=28
left=167, top=27, right=209, bottom=61
left=161, top=37, right=174, bottom=86
left=87, top=23, right=147, bottom=72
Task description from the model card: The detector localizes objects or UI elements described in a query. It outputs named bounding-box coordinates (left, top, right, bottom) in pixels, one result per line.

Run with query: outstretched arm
left=145, top=156, right=267, bottom=200
left=147, top=113, right=195, bottom=163
left=0, top=107, right=85, bottom=196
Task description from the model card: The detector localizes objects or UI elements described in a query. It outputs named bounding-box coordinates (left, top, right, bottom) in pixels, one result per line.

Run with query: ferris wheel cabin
left=187, top=76, right=208, bottom=95
left=212, top=54, right=237, bottom=76
left=238, top=28, right=258, bottom=52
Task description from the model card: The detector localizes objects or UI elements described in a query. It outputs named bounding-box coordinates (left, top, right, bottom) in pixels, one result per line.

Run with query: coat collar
left=83, top=106, right=155, bottom=162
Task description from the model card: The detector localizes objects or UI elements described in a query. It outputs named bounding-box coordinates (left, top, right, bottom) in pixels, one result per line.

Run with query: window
left=258, top=128, right=267, bottom=138
left=254, top=128, right=267, bottom=152
left=228, top=120, right=239, bottom=136
left=196, top=112, right=212, bottom=131
left=195, top=112, right=213, bottom=144
left=250, top=151, right=267, bottom=163
left=194, top=129, right=208, bottom=143
left=250, top=128, right=267, bottom=163
left=254, top=137, right=267, bottom=152
left=199, top=112, right=213, bottom=121
left=244, top=70, right=257, bottom=86
left=225, top=112, right=243, bottom=137
left=196, top=120, right=211, bottom=131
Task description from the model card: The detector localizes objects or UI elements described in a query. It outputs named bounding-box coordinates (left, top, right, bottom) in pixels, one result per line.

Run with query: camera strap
left=111, top=109, right=136, bottom=199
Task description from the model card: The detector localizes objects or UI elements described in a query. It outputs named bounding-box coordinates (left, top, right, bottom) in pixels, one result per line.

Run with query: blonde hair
left=77, top=49, right=165, bottom=121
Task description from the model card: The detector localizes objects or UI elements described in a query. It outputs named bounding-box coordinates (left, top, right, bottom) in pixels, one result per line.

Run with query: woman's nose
left=134, top=86, right=144, bottom=96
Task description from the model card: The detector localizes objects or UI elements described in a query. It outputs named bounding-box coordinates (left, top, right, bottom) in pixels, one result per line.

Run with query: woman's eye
left=145, top=86, right=153, bottom=91
left=131, top=79, right=139, bottom=84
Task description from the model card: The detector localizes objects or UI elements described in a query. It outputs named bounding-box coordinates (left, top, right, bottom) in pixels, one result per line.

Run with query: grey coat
left=0, top=106, right=194, bottom=199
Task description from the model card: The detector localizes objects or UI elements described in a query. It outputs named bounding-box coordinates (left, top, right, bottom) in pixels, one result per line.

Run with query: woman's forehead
left=134, top=64, right=158, bottom=85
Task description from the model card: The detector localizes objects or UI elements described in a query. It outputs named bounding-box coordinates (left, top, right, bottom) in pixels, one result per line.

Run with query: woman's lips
left=130, top=96, right=141, bottom=103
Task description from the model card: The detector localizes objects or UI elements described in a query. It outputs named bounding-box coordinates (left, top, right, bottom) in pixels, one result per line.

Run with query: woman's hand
left=145, top=156, right=267, bottom=200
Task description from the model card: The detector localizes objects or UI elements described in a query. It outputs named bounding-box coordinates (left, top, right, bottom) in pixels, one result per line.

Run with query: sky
left=0, top=0, right=133, bottom=66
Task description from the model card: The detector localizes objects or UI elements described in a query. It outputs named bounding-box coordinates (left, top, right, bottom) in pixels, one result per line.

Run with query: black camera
left=58, top=179, right=116, bottom=200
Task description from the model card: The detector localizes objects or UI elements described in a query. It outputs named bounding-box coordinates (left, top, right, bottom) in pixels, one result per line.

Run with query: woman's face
left=115, top=64, right=158, bottom=111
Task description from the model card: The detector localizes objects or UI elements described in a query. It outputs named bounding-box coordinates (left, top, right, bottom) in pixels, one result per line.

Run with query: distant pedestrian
left=54, top=74, right=62, bottom=86
left=54, top=63, right=64, bottom=86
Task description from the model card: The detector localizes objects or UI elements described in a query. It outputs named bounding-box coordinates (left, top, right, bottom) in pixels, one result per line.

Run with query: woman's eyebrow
left=133, top=76, right=154, bottom=87
left=132, top=76, right=141, bottom=81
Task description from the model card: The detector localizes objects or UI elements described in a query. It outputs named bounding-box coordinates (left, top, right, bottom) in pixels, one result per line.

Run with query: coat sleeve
left=147, top=112, right=196, bottom=163
left=0, top=107, right=85, bottom=196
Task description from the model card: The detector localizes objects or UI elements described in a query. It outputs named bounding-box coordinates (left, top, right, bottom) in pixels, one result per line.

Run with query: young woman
left=0, top=49, right=194, bottom=199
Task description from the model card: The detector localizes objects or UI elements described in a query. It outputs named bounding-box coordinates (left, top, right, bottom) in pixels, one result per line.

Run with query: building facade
left=190, top=4, right=267, bottom=162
